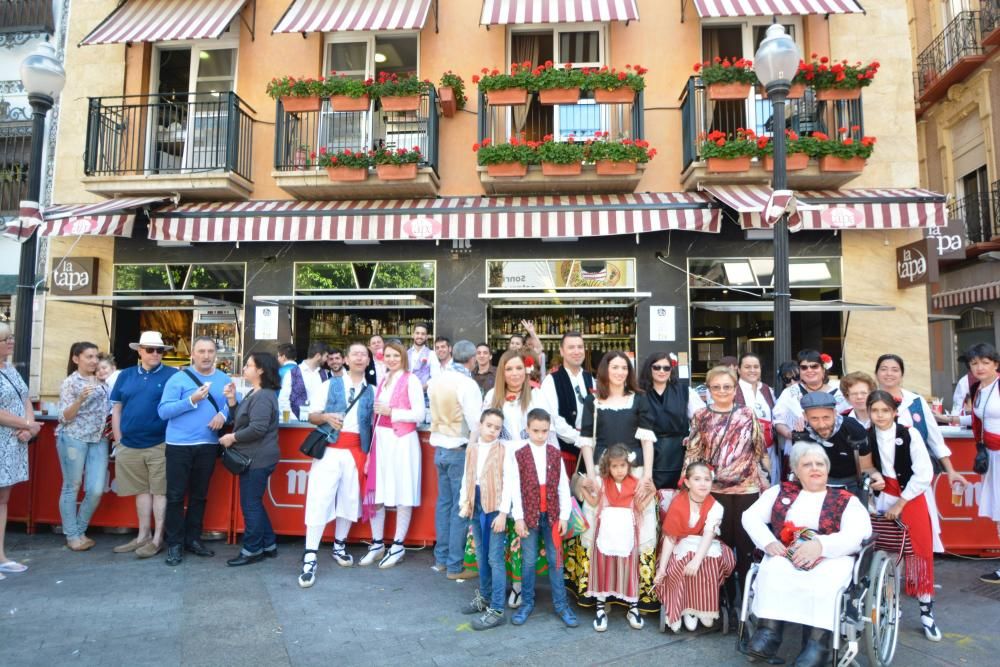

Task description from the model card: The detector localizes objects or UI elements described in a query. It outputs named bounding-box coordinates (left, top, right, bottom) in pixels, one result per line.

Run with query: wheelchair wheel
left=659, top=605, right=667, bottom=633
left=720, top=603, right=730, bottom=635
left=862, top=551, right=901, bottom=667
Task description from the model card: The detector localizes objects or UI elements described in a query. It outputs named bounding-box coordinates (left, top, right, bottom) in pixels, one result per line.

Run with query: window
left=296, top=261, right=434, bottom=291
left=115, top=263, right=245, bottom=292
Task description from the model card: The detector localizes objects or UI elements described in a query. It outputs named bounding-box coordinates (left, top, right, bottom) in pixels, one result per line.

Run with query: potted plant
left=294, top=143, right=311, bottom=170
left=373, top=72, right=431, bottom=112
left=373, top=145, right=422, bottom=180
left=798, top=54, right=879, bottom=101
left=808, top=127, right=876, bottom=172
left=699, top=128, right=757, bottom=172
left=535, top=61, right=586, bottom=105
left=438, top=71, right=466, bottom=117
left=537, top=134, right=585, bottom=175
left=315, top=147, right=370, bottom=181
left=584, top=63, right=648, bottom=104
left=266, top=75, right=324, bottom=113
left=323, top=73, right=372, bottom=112
left=696, top=58, right=758, bottom=100
left=756, top=130, right=809, bottom=172
left=473, top=136, right=540, bottom=177
left=584, top=132, right=656, bottom=176
left=474, top=62, right=538, bottom=106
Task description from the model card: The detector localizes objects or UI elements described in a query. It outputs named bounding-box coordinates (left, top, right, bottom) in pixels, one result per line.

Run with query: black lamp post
left=754, top=23, right=801, bottom=373
left=14, top=42, right=65, bottom=382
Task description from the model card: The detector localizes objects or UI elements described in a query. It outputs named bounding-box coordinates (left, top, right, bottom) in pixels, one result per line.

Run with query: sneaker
left=298, top=554, right=317, bottom=589
left=980, top=570, right=1000, bottom=584
left=557, top=606, right=579, bottom=628
left=461, top=591, right=489, bottom=615
left=511, top=603, right=534, bottom=626
left=378, top=542, right=406, bottom=569
left=331, top=540, right=353, bottom=567
left=683, top=613, right=698, bottom=631
left=447, top=568, right=477, bottom=581
left=359, top=543, right=385, bottom=567
left=508, top=587, right=522, bottom=608
left=471, top=608, right=507, bottom=631
left=431, top=562, right=447, bottom=573
left=627, top=607, right=644, bottom=630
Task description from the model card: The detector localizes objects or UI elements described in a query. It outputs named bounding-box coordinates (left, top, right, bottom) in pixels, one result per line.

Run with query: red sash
left=329, top=432, right=365, bottom=505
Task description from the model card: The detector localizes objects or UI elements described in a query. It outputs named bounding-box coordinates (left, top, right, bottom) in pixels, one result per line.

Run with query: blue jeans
left=433, top=446, right=467, bottom=572
left=470, top=489, right=507, bottom=611
left=239, top=465, right=276, bottom=556
left=56, top=433, right=108, bottom=539
left=521, top=513, right=569, bottom=612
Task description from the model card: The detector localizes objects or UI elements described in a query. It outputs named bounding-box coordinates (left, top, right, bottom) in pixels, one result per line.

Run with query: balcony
left=0, top=0, right=54, bottom=35
left=475, top=89, right=645, bottom=195
left=916, top=11, right=988, bottom=107
left=272, top=89, right=440, bottom=200
left=0, top=120, right=30, bottom=215
left=982, top=2, right=1000, bottom=47
left=83, top=92, right=255, bottom=201
left=679, top=77, right=866, bottom=192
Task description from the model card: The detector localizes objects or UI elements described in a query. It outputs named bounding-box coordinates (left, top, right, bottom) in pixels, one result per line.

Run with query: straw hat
left=128, top=331, right=174, bottom=351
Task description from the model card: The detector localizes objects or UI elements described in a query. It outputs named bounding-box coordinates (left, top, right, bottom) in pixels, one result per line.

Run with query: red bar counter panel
left=936, top=427, right=1000, bottom=556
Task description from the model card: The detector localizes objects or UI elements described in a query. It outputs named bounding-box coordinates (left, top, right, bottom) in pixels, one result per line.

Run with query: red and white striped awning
left=81, top=0, right=248, bottom=46
left=148, top=194, right=720, bottom=243
left=932, top=281, right=1000, bottom=309
left=274, top=0, right=432, bottom=34
left=692, top=0, right=865, bottom=18
left=480, top=0, right=639, bottom=25
left=703, top=185, right=946, bottom=232
left=3, top=197, right=169, bottom=242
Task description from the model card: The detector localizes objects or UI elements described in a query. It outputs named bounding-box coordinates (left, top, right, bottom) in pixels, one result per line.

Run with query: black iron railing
left=0, top=121, right=30, bottom=214
left=680, top=77, right=865, bottom=172
left=991, top=180, right=1000, bottom=243
left=0, top=0, right=55, bottom=34
left=84, top=92, right=255, bottom=181
left=982, top=1, right=1000, bottom=38
left=949, top=191, right=994, bottom=245
left=916, top=11, right=983, bottom=97
left=274, top=88, right=439, bottom=174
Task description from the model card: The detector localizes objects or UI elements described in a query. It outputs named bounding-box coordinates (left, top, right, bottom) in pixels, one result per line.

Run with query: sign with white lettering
left=924, top=218, right=967, bottom=261
left=895, top=239, right=938, bottom=289
left=50, top=257, right=98, bottom=296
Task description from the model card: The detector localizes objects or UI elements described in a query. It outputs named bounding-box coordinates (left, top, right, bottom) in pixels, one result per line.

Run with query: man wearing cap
left=110, top=331, right=178, bottom=558
left=792, top=391, right=872, bottom=498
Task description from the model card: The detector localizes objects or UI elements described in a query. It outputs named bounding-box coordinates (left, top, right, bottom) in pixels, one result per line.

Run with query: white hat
left=129, top=331, right=174, bottom=351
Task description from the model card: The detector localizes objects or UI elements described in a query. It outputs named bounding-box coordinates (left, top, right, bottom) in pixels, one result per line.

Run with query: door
left=321, top=38, right=373, bottom=155
left=960, top=166, right=990, bottom=243
left=553, top=27, right=604, bottom=140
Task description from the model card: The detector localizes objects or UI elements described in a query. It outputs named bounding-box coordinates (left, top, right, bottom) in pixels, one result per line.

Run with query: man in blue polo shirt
left=158, top=336, right=235, bottom=566
left=110, top=331, right=178, bottom=559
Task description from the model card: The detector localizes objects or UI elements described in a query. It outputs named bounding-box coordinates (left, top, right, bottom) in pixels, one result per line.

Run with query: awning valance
left=3, top=197, right=169, bottom=242
left=692, top=0, right=864, bottom=19
left=80, top=0, right=248, bottom=46
left=274, top=0, right=432, bottom=34
left=932, top=281, right=1000, bottom=309
left=148, top=194, right=720, bottom=243
left=480, top=0, right=639, bottom=25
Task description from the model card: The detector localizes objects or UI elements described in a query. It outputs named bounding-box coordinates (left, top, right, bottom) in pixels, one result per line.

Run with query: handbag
left=221, top=445, right=252, bottom=475
left=299, top=383, right=368, bottom=460
left=565, top=496, right=590, bottom=539
left=974, top=441, right=990, bottom=475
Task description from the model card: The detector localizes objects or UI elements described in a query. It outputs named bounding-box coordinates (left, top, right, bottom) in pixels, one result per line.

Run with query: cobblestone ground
left=1, top=529, right=998, bottom=666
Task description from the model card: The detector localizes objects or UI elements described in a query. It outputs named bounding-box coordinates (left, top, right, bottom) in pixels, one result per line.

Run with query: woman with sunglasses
left=638, top=353, right=705, bottom=490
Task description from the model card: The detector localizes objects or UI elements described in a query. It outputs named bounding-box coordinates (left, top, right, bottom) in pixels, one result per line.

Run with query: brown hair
left=67, top=341, right=99, bottom=376
left=595, top=351, right=640, bottom=400
left=598, top=443, right=634, bottom=478
left=383, top=340, right=409, bottom=372
left=840, top=371, right=876, bottom=396
left=490, top=349, right=533, bottom=412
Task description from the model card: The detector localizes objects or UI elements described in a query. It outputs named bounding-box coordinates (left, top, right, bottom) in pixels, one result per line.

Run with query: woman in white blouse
left=735, top=353, right=778, bottom=483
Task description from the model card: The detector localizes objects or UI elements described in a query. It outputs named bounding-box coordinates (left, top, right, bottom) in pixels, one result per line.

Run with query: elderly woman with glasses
left=684, top=365, right=768, bottom=605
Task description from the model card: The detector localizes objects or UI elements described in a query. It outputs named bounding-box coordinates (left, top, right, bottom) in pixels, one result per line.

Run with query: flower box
left=764, top=153, right=809, bottom=172
left=595, top=160, right=637, bottom=176
left=819, top=155, right=865, bottom=172
left=280, top=96, right=321, bottom=113
left=541, top=161, right=582, bottom=176
left=708, top=82, right=752, bottom=100
left=380, top=95, right=421, bottom=112
left=816, top=88, right=862, bottom=102
left=486, top=162, right=528, bottom=177
left=376, top=163, right=418, bottom=180
left=439, top=87, right=457, bottom=117
left=487, top=88, right=529, bottom=106
left=758, top=83, right=806, bottom=100
left=593, top=87, right=635, bottom=104
left=330, top=94, right=370, bottom=112
left=327, top=166, right=368, bottom=182
left=539, top=87, right=581, bottom=105
left=706, top=156, right=752, bottom=173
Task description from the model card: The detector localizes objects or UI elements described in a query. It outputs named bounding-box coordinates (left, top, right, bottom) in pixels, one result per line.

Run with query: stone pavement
left=1, top=529, right=999, bottom=666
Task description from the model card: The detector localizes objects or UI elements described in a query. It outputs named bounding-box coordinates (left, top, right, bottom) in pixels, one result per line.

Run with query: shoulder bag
left=300, top=384, right=368, bottom=459
left=220, top=389, right=254, bottom=475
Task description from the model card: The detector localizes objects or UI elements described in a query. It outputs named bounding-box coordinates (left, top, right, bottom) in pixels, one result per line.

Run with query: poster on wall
left=649, top=306, right=675, bottom=341
left=255, top=306, right=278, bottom=340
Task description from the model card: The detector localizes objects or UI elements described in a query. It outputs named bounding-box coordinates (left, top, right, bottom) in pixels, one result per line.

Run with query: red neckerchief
left=603, top=474, right=638, bottom=508
left=661, top=490, right=716, bottom=540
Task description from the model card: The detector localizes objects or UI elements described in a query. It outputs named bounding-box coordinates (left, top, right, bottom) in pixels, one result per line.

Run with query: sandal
left=627, top=606, right=644, bottom=630
left=0, top=561, right=27, bottom=573
left=593, top=603, right=608, bottom=632
left=298, top=551, right=318, bottom=589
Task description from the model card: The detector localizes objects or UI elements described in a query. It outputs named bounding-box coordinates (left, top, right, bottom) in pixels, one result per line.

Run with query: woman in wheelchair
left=865, top=390, right=942, bottom=642
left=741, top=442, right=872, bottom=667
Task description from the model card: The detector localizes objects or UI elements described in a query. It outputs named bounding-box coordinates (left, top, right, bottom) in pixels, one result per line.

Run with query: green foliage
left=698, top=129, right=758, bottom=159
left=371, top=72, right=431, bottom=98
left=472, top=137, right=540, bottom=166
left=439, top=71, right=467, bottom=109
left=314, top=148, right=371, bottom=169
left=537, top=136, right=585, bottom=164
left=295, top=263, right=356, bottom=290
left=695, top=58, right=758, bottom=86
left=265, top=75, right=324, bottom=99
left=372, top=146, right=422, bottom=166
left=584, top=133, right=656, bottom=163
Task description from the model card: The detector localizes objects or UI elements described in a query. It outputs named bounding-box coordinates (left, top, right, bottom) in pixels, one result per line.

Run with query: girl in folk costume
left=865, top=390, right=942, bottom=641
left=578, top=444, right=656, bottom=632
left=362, top=342, right=425, bottom=569
left=654, top=461, right=735, bottom=633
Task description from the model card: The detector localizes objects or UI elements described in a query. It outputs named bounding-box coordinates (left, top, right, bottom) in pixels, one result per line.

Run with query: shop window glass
left=688, top=257, right=840, bottom=288
left=296, top=263, right=358, bottom=290
left=114, top=265, right=172, bottom=291
left=371, top=262, right=434, bottom=289
left=114, top=263, right=244, bottom=291
left=187, top=264, right=244, bottom=290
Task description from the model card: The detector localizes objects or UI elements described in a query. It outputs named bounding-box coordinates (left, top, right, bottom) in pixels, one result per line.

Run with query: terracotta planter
left=787, top=83, right=806, bottom=99
left=593, top=87, right=636, bottom=104
left=541, top=161, right=582, bottom=176
left=326, top=166, right=368, bottom=182
left=706, top=156, right=752, bottom=173
left=595, top=160, right=638, bottom=176
left=376, top=163, right=418, bottom=180
left=329, top=94, right=370, bottom=112
left=486, top=162, right=528, bottom=177
left=487, top=88, right=529, bottom=106
left=539, top=87, right=581, bottom=105
left=764, top=153, right=809, bottom=172
left=280, top=96, right=321, bottom=113
left=439, top=86, right=457, bottom=117
left=380, top=95, right=421, bottom=112
left=707, top=82, right=752, bottom=100
left=819, top=155, right=865, bottom=172
left=816, top=88, right=862, bottom=101
left=293, top=148, right=309, bottom=171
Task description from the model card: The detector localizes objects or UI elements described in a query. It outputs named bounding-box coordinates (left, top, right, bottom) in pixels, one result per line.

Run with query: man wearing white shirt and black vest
left=539, top=332, right=593, bottom=473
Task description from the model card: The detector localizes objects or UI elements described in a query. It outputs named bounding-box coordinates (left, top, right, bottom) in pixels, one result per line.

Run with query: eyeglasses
left=651, top=364, right=672, bottom=372
left=140, top=347, right=164, bottom=354
left=709, top=384, right=735, bottom=392
left=799, top=363, right=822, bottom=371
left=0, top=336, right=13, bottom=343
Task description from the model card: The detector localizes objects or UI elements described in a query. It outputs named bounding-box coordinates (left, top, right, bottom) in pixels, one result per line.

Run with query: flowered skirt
left=462, top=519, right=549, bottom=580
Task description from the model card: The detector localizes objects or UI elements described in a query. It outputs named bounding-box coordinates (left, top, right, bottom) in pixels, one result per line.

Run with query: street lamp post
left=14, top=42, right=65, bottom=382
left=754, top=23, right=801, bottom=374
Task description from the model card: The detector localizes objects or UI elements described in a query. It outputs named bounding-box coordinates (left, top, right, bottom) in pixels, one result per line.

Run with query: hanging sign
left=255, top=305, right=279, bottom=340
left=896, top=238, right=938, bottom=289
left=50, top=257, right=99, bottom=296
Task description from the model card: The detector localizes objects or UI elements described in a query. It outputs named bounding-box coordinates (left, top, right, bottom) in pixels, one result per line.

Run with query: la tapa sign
left=896, top=239, right=937, bottom=289
left=50, top=257, right=99, bottom=296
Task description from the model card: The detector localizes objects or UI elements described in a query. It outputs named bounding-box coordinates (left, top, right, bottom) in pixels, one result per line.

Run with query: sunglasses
left=140, top=347, right=164, bottom=354
left=799, top=363, right=822, bottom=371
left=709, top=384, right=735, bottom=392
left=651, top=364, right=672, bottom=372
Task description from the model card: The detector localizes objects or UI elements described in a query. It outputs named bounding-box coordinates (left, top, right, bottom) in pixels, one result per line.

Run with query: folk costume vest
left=769, top=481, right=852, bottom=542
left=551, top=367, right=593, bottom=448
left=867, top=423, right=915, bottom=490
left=514, top=444, right=561, bottom=530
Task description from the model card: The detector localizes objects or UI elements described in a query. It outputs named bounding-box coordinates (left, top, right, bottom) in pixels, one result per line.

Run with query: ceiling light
left=374, top=53, right=387, bottom=63
left=200, top=52, right=211, bottom=60
left=691, top=325, right=726, bottom=341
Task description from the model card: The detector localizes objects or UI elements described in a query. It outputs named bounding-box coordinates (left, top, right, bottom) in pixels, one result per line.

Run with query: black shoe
left=747, top=618, right=785, bottom=661
left=184, top=540, right=215, bottom=558
left=793, top=626, right=832, bottom=667
left=980, top=570, right=1000, bottom=584
left=227, top=552, right=265, bottom=567
left=165, top=545, right=183, bottom=566
left=263, top=548, right=278, bottom=559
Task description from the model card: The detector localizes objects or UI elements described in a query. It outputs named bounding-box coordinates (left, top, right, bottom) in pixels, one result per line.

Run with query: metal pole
left=768, top=84, right=792, bottom=369
left=13, top=92, right=53, bottom=383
